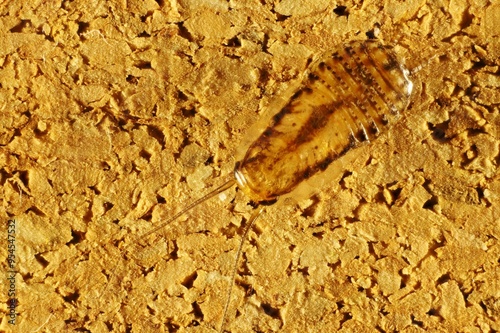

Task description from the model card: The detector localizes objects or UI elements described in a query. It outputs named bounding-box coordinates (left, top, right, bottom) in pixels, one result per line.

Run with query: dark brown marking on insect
left=343, top=63, right=353, bottom=75
left=294, top=100, right=343, bottom=146
left=331, top=52, right=342, bottom=61
left=291, top=85, right=315, bottom=102
left=303, top=86, right=313, bottom=94
left=263, top=128, right=274, bottom=137
left=369, top=121, right=380, bottom=136
left=243, top=153, right=261, bottom=166
left=259, top=198, right=278, bottom=206
left=349, top=66, right=370, bottom=89
left=380, top=114, right=389, bottom=125
left=305, top=56, right=314, bottom=67
left=318, top=153, right=337, bottom=171
left=383, top=58, right=399, bottom=71
left=308, top=72, right=320, bottom=82
left=272, top=106, right=291, bottom=125
left=291, top=90, right=303, bottom=101
left=343, top=133, right=358, bottom=154
left=359, top=71, right=375, bottom=87
left=302, top=167, right=311, bottom=180
left=301, top=151, right=338, bottom=181
left=356, top=126, right=369, bottom=142
left=344, top=45, right=355, bottom=56
left=244, top=126, right=278, bottom=163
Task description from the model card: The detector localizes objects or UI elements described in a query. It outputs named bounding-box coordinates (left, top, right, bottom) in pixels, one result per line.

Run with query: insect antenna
left=219, top=205, right=265, bottom=333
left=137, top=178, right=236, bottom=241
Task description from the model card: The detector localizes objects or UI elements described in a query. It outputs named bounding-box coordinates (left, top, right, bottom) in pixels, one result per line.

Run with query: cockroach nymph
left=107, top=39, right=414, bottom=332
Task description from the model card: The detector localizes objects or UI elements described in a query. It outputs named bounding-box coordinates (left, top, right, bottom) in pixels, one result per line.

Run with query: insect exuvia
left=107, top=39, right=413, bottom=332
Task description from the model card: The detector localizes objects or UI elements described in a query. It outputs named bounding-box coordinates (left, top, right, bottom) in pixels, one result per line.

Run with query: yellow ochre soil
left=1, top=1, right=499, bottom=332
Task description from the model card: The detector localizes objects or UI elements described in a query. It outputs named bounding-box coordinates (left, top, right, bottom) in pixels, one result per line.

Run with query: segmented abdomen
left=235, top=40, right=413, bottom=202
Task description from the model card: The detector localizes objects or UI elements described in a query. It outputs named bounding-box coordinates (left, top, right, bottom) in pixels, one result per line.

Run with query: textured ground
left=1, top=0, right=499, bottom=332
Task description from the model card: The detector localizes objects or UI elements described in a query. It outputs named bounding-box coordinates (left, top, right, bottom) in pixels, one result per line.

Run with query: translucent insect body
left=235, top=40, right=413, bottom=203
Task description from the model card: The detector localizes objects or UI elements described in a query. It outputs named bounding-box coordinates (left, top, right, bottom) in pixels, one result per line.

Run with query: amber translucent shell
left=235, top=40, right=413, bottom=203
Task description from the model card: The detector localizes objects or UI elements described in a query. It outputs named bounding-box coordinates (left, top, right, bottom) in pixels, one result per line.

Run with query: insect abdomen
left=235, top=40, right=413, bottom=202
